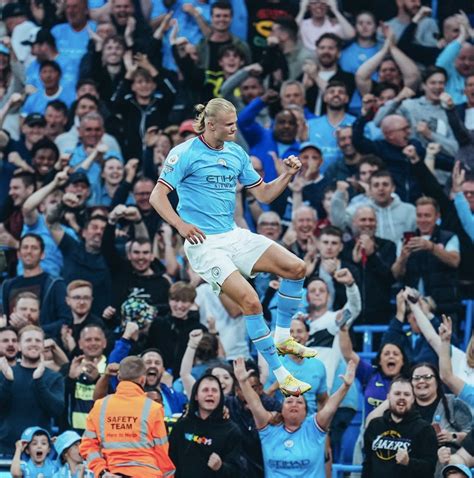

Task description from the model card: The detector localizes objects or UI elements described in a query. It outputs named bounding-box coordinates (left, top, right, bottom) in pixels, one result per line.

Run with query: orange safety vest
left=79, top=381, right=175, bottom=478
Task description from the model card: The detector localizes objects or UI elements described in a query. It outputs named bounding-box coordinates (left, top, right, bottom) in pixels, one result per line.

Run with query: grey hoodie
left=331, top=190, right=416, bottom=244
left=374, top=96, right=459, bottom=157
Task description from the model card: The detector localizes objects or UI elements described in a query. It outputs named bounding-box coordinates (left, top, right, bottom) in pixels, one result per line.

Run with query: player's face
left=211, top=111, right=237, bottom=142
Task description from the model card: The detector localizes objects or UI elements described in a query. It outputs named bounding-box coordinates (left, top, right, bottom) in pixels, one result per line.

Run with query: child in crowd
left=54, top=430, right=91, bottom=478
left=10, top=427, right=57, bottom=478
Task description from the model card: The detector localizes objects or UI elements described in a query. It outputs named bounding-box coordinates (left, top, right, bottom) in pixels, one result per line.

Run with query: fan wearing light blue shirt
left=308, top=80, right=356, bottom=173
left=234, top=356, right=355, bottom=478
left=21, top=60, right=75, bottom=116
left=268, top=318, right=329, bottom=415
left=150, top=98, right=320, bottom=398
left=340, top=11, right=381, bottom=114
left=51, top=0, right=95, bottom=85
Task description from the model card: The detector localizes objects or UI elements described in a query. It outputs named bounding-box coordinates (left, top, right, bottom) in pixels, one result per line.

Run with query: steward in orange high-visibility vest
left=79, top=356, right=175, bottom=478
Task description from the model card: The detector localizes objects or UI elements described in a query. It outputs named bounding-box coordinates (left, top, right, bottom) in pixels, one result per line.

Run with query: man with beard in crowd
left=303, top=33, right=356, bottom=116
left=385, top=0, right=439, bottom=46
left=1, top=234, right=71, bottom=338
left=362, top=376, right=438, bottom=478
left=308, top=81, right=356, bottom=172
left=140, top=349, right=187, bottom=416
left=0, top=325, right=65, bottom=456
left=325, top=125, right=363, bottom=182
left=0, top=327, right=18, bottom=367
left=102, top=205, right=169, bottom=313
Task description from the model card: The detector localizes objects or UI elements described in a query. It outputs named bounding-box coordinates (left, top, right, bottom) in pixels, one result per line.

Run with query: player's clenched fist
left=177, top=221, right=206, bottom=244
left=283, top=155, right=302, bottom=176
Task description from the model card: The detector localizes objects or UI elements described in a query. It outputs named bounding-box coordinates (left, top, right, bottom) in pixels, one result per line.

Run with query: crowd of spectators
left=0, top=0, right=473, bottom=476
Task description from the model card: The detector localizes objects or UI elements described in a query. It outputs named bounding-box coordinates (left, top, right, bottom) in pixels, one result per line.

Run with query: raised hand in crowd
left=395, top=290, right=407, bottom=322
left=452, top=161, right=465, bottom=195
left=321, top=258, right=338, bottom=276
left=353, top=233, right=375, bottom=264
left=61, top=325, right=76, bottom=353
left=102, top=306, right=117, bottom=322
left=125, top=158, right=139, bottom=183
left=412, top=6, right=432, bottom=24
left=69, top=355, right=86, bottom=379
left=122, top=321, right=139, bottom=341
left=334, top=268, right=355, bottom=286
left=8, top=312, right=29, bottom=331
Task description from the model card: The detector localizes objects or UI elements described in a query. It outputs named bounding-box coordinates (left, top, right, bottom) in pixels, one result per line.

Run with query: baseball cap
left=24, top=113, right=47, bottom=127
left=66, top=171, right=90, bottom=187
left=442, top=464, right=473, bottom=478
left=178, top=119, right=196, bottom=136
left=22, top=28, right=55, bottom=47
left=21, top=426, right=51, bottom=444
left=2, top=3, right=27, bottom=20
left=299, top=141, right=322, bottom=155
left=54, top=431, right=81, bottom=457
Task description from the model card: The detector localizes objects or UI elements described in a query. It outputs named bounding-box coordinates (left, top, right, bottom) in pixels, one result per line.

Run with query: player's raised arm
left=149, top=182, right=206, bottom=244
left=250, top=155, right=302, bottom=204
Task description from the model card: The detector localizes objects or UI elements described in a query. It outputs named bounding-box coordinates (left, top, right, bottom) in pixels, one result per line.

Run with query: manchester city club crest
left=211, top=267, right=221, bottom=278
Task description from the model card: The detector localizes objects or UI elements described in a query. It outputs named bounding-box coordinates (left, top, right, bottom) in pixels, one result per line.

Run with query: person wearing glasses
left=367, top=362, right=472, bottom=453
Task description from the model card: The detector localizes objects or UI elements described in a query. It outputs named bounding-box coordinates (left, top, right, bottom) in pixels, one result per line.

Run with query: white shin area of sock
left=273, top=366, right=290, bottom=383
left=274, top=326, right=291, bottom=344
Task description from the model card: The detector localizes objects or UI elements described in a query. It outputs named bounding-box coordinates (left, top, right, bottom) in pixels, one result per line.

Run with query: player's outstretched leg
left=221, top=271, right=311, bottom=397
left=245, top=313, right=311, bottom=397
left=274, top=278, right=318, bottom=360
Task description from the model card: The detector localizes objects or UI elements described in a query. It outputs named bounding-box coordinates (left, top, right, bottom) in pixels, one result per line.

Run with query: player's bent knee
left=240, top=294, right=263, bottom=315
left=290, top=259, right=306, bottom=279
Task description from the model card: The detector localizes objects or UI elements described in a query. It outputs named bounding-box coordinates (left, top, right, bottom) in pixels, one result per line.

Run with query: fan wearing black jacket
left=145, top=281, right=207, bottom=378
left=169, top=374, right=242, bottom=478
left=363, top=376, right=438, bottom=478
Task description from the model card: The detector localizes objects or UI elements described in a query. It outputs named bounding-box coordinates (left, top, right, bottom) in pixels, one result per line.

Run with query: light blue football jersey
left=158, top=135, right=262, bottom=234
left=259, top=416, right=326, bottom=477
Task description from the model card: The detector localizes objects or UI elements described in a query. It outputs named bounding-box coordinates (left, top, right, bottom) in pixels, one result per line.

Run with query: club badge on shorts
left=211, top=267, right=221, bottom=279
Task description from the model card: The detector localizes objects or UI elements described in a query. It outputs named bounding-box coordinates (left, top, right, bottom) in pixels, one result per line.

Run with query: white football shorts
left=184, top=227, right=274, bottom=294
